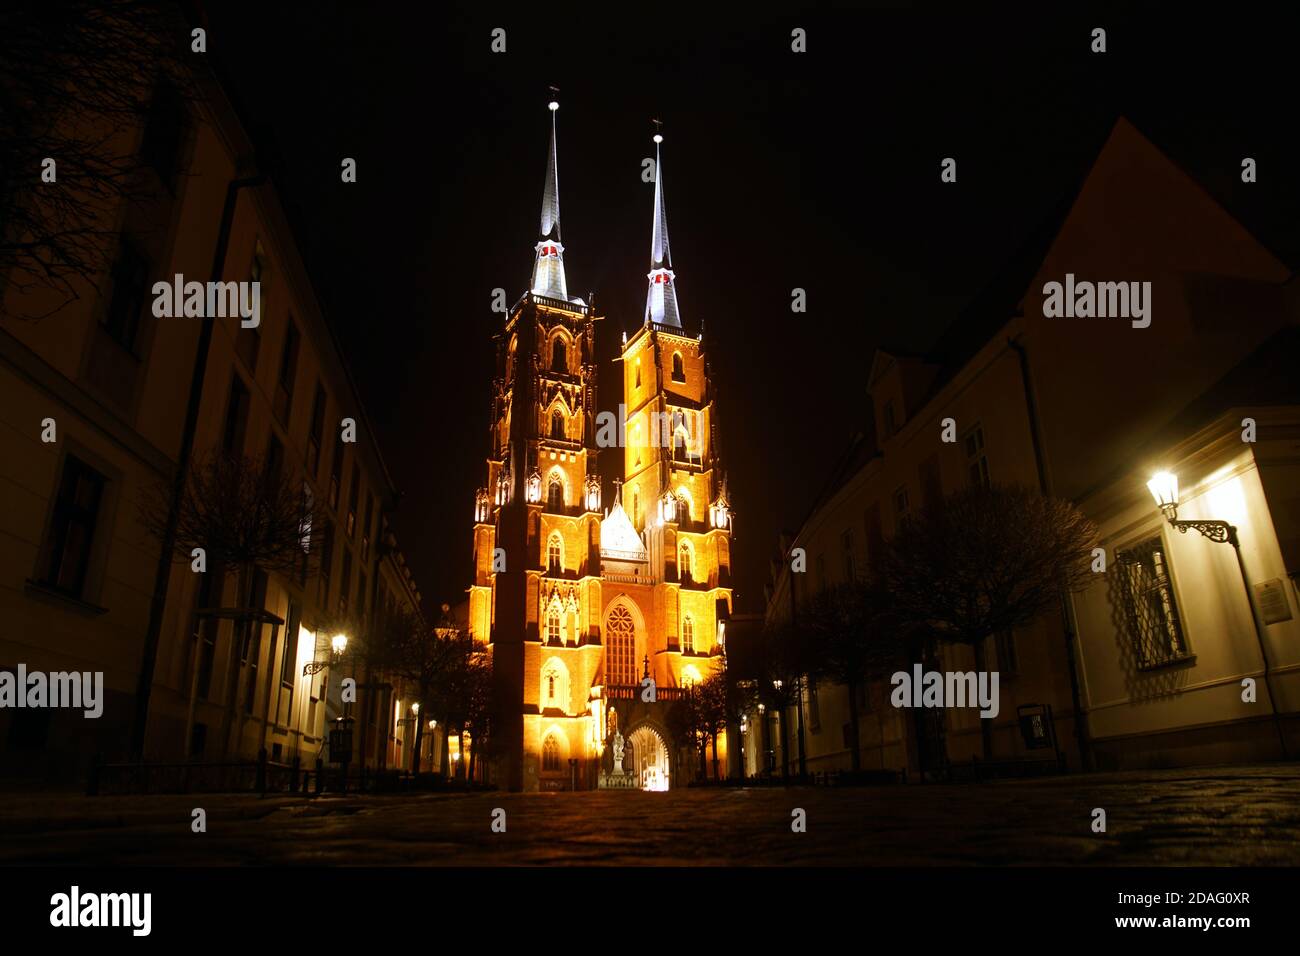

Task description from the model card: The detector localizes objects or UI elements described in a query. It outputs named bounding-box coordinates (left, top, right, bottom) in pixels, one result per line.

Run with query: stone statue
left=612, top=729, right=625, bottom=772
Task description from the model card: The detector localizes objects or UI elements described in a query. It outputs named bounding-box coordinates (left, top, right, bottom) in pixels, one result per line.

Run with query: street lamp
left=331, top=633, right=348, bottom=656
left=1146, top=469, right=1288, bottom=757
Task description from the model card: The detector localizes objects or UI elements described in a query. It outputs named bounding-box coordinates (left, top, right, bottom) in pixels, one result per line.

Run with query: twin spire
left=530, top=96, right=567, bottom=300
left=527, top=97, right=683, bottom=329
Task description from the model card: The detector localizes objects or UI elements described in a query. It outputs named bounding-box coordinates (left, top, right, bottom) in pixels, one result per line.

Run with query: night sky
left=200, top=3, right=1300, bottom=614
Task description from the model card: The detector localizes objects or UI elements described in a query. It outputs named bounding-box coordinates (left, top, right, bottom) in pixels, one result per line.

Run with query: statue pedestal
left=598, top=770, right=638, bottom=789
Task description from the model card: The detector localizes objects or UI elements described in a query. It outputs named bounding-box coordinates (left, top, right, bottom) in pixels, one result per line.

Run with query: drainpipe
left=1007, top=335, right=1092, bottom=771
left=130, top=170, right=268, bottom=760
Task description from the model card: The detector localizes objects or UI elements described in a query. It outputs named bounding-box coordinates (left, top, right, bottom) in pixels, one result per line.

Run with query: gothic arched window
left=548, top=478, right=564, bottom=512
left=681, top=614, right=695, bottom=654
left=547, top=533, right=563, bottom=573
left=606, top=605, right=636, bottom=687
left=671, top=352, right=685, bottom=383
left=551, top=338, right=567, bottom=373
left=546, top=606, right=561, bottom=644
left=679, top=541, right=693, bottom=582
left=551, top=410, right=565, bottom=440
left=543, top=734, right=560, bottom=771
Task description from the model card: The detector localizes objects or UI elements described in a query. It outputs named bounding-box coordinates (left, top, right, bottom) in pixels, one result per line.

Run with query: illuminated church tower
left=471, top=107, right=733, bottom=792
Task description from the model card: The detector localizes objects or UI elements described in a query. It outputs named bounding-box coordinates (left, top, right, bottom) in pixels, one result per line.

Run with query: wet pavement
left=1, top=763, right=1297, bottom=866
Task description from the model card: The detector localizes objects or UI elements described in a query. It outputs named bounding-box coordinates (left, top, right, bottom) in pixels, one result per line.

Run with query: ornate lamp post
left=1146, top=471, right=1288, bottom=758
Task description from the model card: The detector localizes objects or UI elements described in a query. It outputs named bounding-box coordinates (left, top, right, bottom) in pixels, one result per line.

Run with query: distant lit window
left=543, top=735, right=560, bottom=771
left=546, top=606, right=561, bottom=644
left=679, top=541, right=693, bottom=582
left=548, top=478, right=563, bottom=512
left=681, top=614, right=695, bottom=654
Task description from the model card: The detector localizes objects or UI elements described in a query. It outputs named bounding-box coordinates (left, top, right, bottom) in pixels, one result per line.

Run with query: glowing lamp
left=331, top=633, right=348, bottom=656
left=411, top=702, right=420, bottom=715
left=1147, top=471, right=1179, bottom=520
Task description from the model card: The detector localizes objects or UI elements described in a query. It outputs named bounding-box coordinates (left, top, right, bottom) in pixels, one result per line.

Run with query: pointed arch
left=678, top=538, right=694, bottom=583
left=541, top=657, right=570, bottom=711
left=681, top=612, right=696, bottom=654
left=603, top=596, right=645, bottom=688
left=547, top=531, right=564, bottom=573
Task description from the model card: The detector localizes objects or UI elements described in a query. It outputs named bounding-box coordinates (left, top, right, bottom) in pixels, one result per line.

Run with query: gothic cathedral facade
left=468, top=101, right=735, bottom=792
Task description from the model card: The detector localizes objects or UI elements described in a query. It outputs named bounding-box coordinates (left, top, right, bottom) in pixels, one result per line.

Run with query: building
left=0, top=26, right=426, bottom=785
left=762, top=118, right=1300, bottom=778
left=470, top=104, right=735, bottom=791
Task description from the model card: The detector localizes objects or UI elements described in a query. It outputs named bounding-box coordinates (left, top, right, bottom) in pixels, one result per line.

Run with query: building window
left=635, top=360, right=641, bottom=388
left=551, top=410, right=565, bottom=440
left=222, top=375, right=250, bottom=457
left=39, top=455, right=106, bottom=598
left=275, top=320, right=300, bottom=423
left=329, top=430, right=345, bottom=510
left=317, top=520, right=334, bottom=607
left=882, top=399, right=897, bottom=437
left=339, top=547, right=353, bottom=615
left=237, top=244, right=266, bottom=371
left=547, top=478, right=563, bottom=512
left=671, top=352, right=685, bottom=383
left=307, top=384, right=326, bottom=476
left=102, top=239, right=150, bottom=354
left=964, top=425, right=990, bottom=488
left=281, top=602, right=300, bottom=698
left=361, top=494, right=374, bottom=564
left=551, top=338, right=566, bottom=373
left=995, top=631, right=1018, bottom=676
left=681, top=614, right=695, bottom=654
left=139, top=80, right=187, bottom=188
left=841, top=528, right=856, bottom=582
left=1117, top=537, right=1190, bottom=668
left=347, top=463, right=360, bottom=538
left=679, top=541, right=693, bottom=582
left=542, top=735, right=560, bottom=772
left=893, top=486, right=910, bottom=522
left=546, top=606, right=562, bottom=644
left=547, top=533, right=563, bottom=574
left=606, top=605, right=636, bottom=686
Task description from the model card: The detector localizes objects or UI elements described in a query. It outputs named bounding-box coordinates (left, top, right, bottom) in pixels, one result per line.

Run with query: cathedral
left=468, top=99, right=735, bottom=792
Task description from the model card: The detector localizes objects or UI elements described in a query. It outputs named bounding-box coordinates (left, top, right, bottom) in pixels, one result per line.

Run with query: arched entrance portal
left=626, top=725, right=670, bottom=791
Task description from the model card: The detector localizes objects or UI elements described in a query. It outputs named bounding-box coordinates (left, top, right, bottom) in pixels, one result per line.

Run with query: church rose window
left=606, top=605, right=636, bottom=686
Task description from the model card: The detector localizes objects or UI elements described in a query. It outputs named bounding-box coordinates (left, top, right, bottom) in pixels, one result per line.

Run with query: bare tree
left=139, top=450, right=322, bottom=757
left=880, top=483, right=1099, bottom=760
left=0, top=0, right=196, bottom=318
left=801, top=580, right=907, bottom=772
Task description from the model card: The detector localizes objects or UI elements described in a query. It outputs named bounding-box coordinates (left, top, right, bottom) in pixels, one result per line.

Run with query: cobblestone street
left=1, top=763, right=1297, bottom=866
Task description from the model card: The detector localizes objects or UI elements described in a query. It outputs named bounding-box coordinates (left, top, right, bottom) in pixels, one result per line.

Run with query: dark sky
left=201, top=3, right=1300, bottom=614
